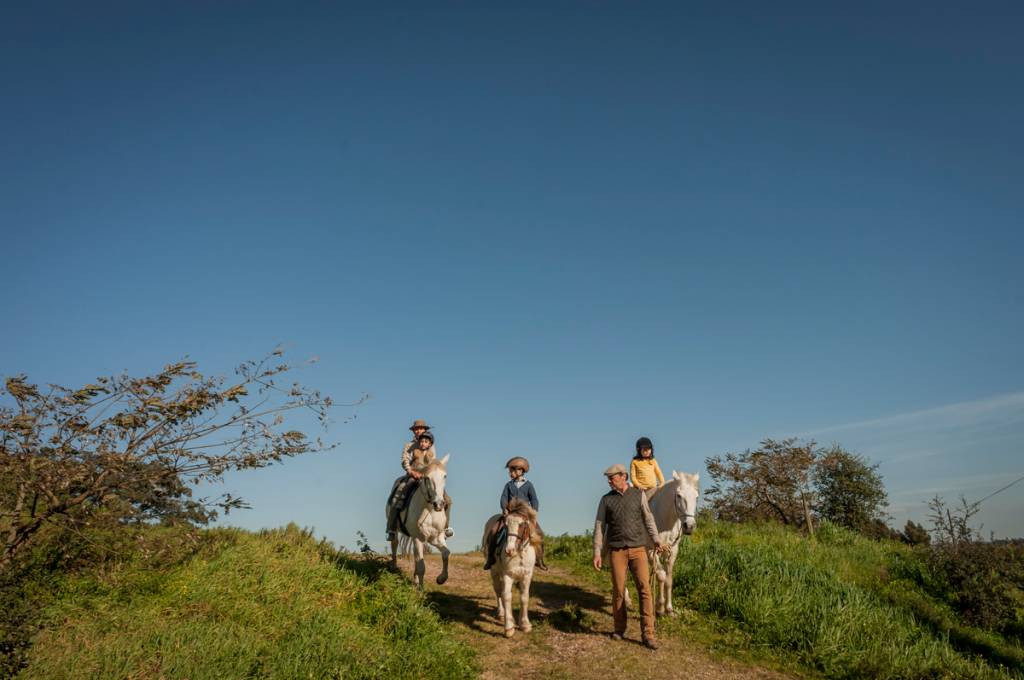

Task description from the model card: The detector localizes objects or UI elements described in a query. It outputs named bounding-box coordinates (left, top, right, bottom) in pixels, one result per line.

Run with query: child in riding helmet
left=483, top=457, right=547, bottom=570
left=387, top=428, right=453, bottom=540
left=630, top=436, right=664, bottom=499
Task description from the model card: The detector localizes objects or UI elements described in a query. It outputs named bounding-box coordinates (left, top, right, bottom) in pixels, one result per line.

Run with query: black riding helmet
left=417, top=431, right=435, bottom=444
left=635, top=436, right=654, bottom=454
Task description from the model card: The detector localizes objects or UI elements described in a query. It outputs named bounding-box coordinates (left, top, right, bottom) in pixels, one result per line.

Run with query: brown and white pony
left=390, top=454, right=451, bottom=589
left=482, top=498, right=538, bottom=638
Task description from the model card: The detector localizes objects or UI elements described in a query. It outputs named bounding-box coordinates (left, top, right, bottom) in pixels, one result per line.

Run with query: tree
left=704, top=438, right=817, bottom=526
left=901, top=520, right=930, bottom=546
left=814, top=445, right=888, bottom=532
left=0, top=350, right=357, bottom=569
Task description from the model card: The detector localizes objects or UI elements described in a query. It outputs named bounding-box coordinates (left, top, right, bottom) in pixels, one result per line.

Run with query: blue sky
left=2, top=2, right=1022, bottom=550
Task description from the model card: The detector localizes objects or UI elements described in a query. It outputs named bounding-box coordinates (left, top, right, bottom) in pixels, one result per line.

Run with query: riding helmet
left=505, top=456, right=530, bottom=473
left=635, top=436, right=654, bottom=454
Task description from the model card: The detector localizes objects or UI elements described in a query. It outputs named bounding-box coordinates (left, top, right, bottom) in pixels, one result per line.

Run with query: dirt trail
left=400, top=553, right=797, bottom=680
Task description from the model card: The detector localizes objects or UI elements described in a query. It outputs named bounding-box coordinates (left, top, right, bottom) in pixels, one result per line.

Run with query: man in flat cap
left=593, top=463, right=665, bottom=650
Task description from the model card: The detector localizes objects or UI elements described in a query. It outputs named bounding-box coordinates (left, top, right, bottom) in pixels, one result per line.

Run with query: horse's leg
left=492, top=570, right=504, bottom=620
left=518, top=572, right=533, bottom=633
left=500, top=574, right=515, bottom=637
left=413, top=538, right=426, bottom=589
left=434, top=534, right=450, bottom=585
left=665, top=544, right=679, bottom=616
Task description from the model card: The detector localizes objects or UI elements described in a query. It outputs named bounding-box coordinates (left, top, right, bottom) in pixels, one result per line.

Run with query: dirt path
left=401, top=553, right=798, bottom=680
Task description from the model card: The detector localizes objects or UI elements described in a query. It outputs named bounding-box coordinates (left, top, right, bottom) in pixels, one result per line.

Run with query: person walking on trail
left=387, top=420, right=453, bottom=540
left=483, top=457, right=548, bottom=571
left=593, top=463, right=665, bottom=650
left=630, top=436, right=665, bottom=499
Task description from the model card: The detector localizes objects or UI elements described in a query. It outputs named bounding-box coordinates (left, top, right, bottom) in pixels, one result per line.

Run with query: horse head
left=420, top=454, right=450, bottom=512
left=671, top=470, right=700, bottom=535
left=502, top=499, right=535, bottom=557
left=503, top=511, right=532, bottom=557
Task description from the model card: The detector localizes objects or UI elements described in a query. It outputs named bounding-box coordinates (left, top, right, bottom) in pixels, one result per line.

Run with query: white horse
left=389, top=454, right=451, bottom=589
left=483, top=499, right=537, bottom=638
left=624, top=471, right=700, bottom=616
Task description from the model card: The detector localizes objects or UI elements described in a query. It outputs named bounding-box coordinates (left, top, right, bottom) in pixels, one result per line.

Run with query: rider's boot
left=385, top=504, right=400, bottom=541
left=535, top=540, right=549, bottom=571
left=483, top=541, right=495, bottom=570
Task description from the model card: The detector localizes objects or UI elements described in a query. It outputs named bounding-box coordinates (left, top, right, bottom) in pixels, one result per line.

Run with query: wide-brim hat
left=505, top=456, right=530, bottom=473
left=409, top=419, right=431, bottom=431
left=604, top=463, right=628, bottom=477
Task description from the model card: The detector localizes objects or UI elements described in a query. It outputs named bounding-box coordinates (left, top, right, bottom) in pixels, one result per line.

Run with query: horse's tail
left=397, top=534, right=414, bottom=559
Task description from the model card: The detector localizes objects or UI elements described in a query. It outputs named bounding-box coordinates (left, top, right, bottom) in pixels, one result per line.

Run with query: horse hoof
left=435, top=573, right=448, bottom=585
left=667, top=609, right=677, bottom=617
left=520, top=624, right=532, bottom=633
left=504, top=629, right=515, bottom=638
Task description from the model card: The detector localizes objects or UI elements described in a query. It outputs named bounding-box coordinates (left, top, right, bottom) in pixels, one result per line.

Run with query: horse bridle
left=503, top=514, right=531, bottom=553
left=420, top=474, right=441, bottom=507
left=674, top=494, right=696, bottom=522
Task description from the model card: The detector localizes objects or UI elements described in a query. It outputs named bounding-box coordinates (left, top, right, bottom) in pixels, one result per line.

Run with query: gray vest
left=603, top=487, right=648, bottom=548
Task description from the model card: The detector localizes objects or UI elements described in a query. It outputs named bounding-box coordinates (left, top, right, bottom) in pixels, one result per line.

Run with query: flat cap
left=603, top=463, right=628, bottom=477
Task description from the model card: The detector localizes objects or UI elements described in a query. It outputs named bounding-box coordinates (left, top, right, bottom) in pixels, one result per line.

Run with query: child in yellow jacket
left=630, top=436, right=664, bottom=498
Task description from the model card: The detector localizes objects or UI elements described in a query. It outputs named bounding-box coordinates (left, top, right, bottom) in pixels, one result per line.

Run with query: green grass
left=18, top=524, right=476, bottom=680
left=548, top=522, right=1023, bottom=680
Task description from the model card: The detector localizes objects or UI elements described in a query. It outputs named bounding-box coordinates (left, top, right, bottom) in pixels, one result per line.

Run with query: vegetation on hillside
left=9, top=523, right=476, bottom=680
left=548, top=521, right=1024, bottom=680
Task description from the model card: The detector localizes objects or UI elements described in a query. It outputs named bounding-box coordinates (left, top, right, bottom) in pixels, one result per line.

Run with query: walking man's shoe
left=609, top=632, right=624, bottom=641
left=642, top=638, right=660, bottom=650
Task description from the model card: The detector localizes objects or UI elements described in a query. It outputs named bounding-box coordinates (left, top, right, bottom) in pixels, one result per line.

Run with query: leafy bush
left=924, top=541, right=1024, bottom=635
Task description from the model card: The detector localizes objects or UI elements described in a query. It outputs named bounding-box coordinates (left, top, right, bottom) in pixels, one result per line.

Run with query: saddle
left=395, top=478, right=420, bottom=536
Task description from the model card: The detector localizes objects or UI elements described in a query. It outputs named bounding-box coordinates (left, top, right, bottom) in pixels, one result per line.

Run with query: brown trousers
left=609, top=546, right=655, bottom=640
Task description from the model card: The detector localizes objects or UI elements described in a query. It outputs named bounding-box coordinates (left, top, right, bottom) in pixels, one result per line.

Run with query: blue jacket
left=500, top=479, right=539, bottom=512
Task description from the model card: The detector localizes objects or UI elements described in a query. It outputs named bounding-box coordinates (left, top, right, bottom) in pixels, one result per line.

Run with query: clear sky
left=3, top=2, right=1022, bottom=551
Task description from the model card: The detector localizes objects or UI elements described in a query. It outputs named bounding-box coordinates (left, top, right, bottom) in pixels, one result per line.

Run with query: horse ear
left=439, top=453, right=450, bottom=467
left=672, top=470, right=681, bottom=480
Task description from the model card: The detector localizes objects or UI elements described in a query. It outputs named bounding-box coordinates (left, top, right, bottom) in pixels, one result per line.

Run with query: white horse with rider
left=625, top=470, right=700, bottom=616
left=389, top=454, right=452, bottom=589
left=482, top=498, right=538, bottom=638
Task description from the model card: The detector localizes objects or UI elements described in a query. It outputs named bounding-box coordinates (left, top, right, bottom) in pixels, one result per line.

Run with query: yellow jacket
left=630, top=457, right=664, bottom=490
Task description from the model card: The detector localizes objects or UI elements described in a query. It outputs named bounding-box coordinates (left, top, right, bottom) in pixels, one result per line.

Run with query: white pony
left=389, top=454, right=451, bottom=589
left=483, top=499, right=537, bottom=638
left=624, top=471, right=700, bottom=616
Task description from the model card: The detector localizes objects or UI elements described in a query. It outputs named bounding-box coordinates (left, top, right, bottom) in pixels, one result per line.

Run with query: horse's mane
left=417, top=458, right=445, bottom=475
left=505, top=498, right=537, bottom=522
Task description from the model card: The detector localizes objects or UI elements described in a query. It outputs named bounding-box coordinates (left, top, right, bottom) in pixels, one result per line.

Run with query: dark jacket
left=500, top=479, right=539, bottom=512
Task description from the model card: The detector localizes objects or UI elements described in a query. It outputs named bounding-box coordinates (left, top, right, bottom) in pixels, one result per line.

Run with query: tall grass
left=19, top=524, right=476, bottom=680
left=547, top=522, right=1022, bottom=680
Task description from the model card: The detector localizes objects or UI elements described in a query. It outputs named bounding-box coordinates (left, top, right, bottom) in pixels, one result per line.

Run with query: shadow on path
left=530, top=579, right=607, bottom=615
left=426, top=590, right=507, bottom=637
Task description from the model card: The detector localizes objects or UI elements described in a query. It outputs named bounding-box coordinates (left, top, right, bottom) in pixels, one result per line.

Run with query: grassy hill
left=12, top=524, right=476, bottom=680
left=548, top=520, right=1023, bottom=679
left=8, top=519, right=1023, bottom=679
